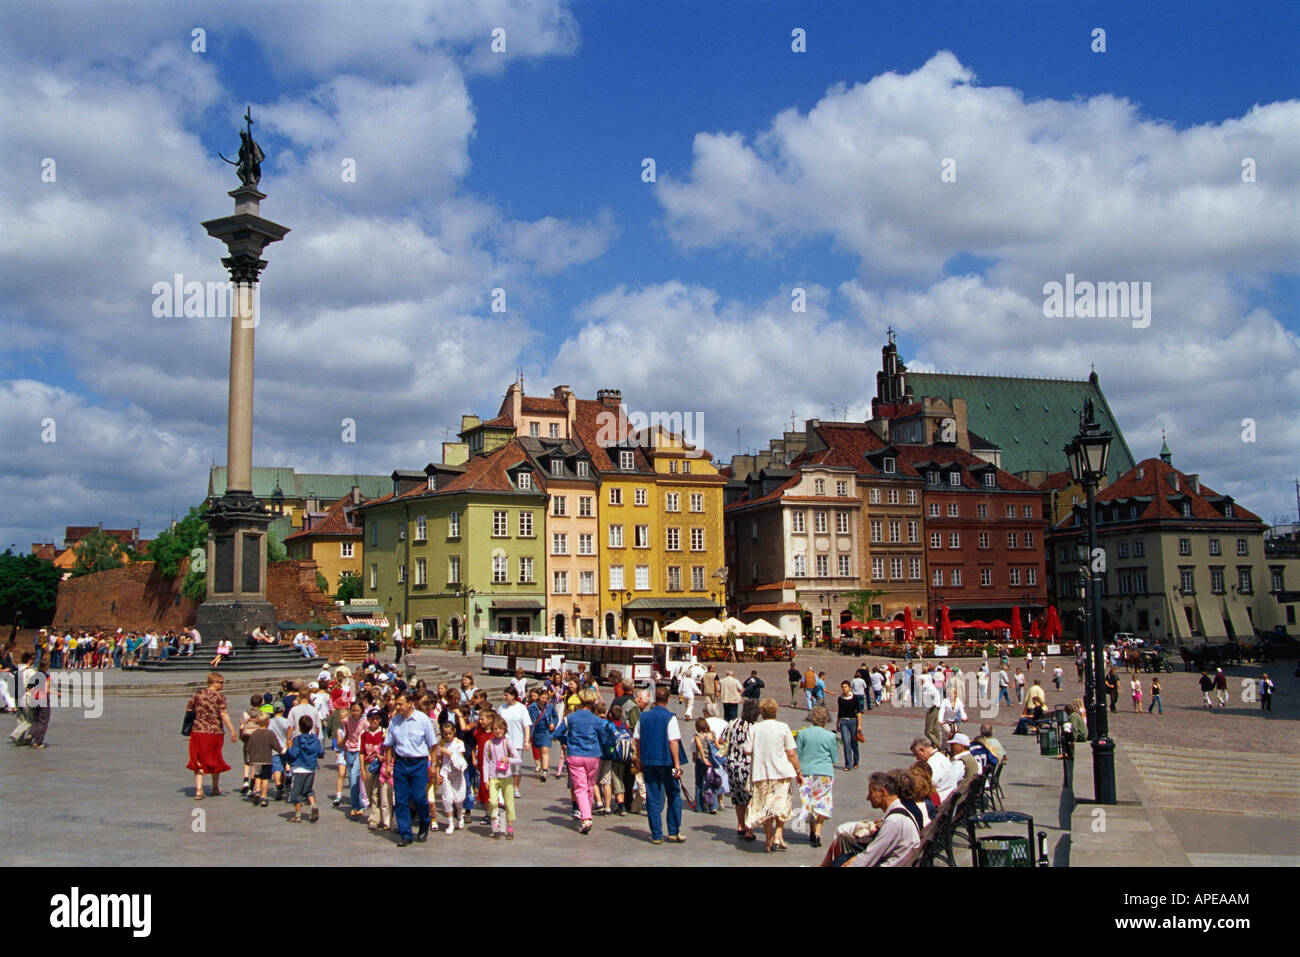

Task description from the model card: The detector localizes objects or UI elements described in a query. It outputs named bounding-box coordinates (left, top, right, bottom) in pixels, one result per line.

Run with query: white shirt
left=632, top=710, right=682, bottom=742
left=870, top=672, right=883, bottom=692
left=510, top=677, right=528, bottom=699
left=744, top=719, right=797, bottom=782
left=705, top=716, right=728, bottom=739
left=688, top=662, right=705, bottom=683
left=939, top=698, right=967, bottom=724
left=850, top=677, right=868, bottom=697
left=928, top=751, right=960, bottom=800
left=679, top=676, right=699, bottom=697
left=500, top=701, right=531, bottom=750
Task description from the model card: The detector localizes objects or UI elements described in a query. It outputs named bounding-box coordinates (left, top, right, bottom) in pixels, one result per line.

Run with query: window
left=949, top=532, right=960, bottom=549
left=883, top=457, right=896, bottom=474
left=1209, top=539, right=1221, bottom=556
left=1009, top=569, right=1021, bottom=586
left=910, top=558, right=921, bottom=580
left=839, top=555, right=852, bottom=577
left=609, top=565, right=624, bottom=590
left=816, top=555, right=829, bottom=577
left=398, top=523, right=406, bottom=541
left=887, top=489, right=899, bottom=505
left=448, top=556, right=460, bottom=584
left=634, top=524, right=649, bottom=548
left=836, top=480, right=848, bottom=497
left=1237, top=539, right=1249, bottom=556
left=529, top=422, right=539, bottom=438
left=1007, top=532, right=1018, bottom=549
left=609, top=487, right=622, bottom=506
left=580, top=570, right=596, bottom=594
left=869, top=488, right=881, bottom=504
left=792, top=512, right=806, bottom=533
left=690, top=493, right=703, bottom=512
left=552, top=532, right=568, bottom=555
left=1028, top=567, right=1038, bottom=586
left=666, top=492, right=680, bottom=512
left=553, top=570, right=569, bottom=594
left=1133, top=539, right=1145, bottom=558
left=1223, top=502, right=1233, bottom=518
left=1059, top=547, right=1070, bottom=563
left=579, top=533, right=594, bottom=555
left=977, top=504, right=988, bottom=518
left=1179, top=568, right=1194, bottom=594
left=369, top=563, right=378, bottom=589
left=1134, top=570, right=1147, bottom=594
left=814, top=479, right=825, bottom=495
left=426, top=474, right=436, bottom=491
left=609, top=524, right=624, bottom=548
left=951, top=568, right=963, bottom=586
left=908, top=521, right=919, bottom=543
left=397, top=564, right=406, bottom=585
left=551, top=459, right=564, bottom=477
left=949, top=472, right=961, bottom=486
left=1119, top=570, right=1131, bottom=594
left=927, top=471, right=939, bottom=485
left=872, top=558, right=885, bottom=580
left=794, top=554, right=807, bottom=577
left=978, top=532, right=989, bottom=549
left=1178, top=538, right=1191, bottom=556
left=518, top=471, right=532, bottom=490
left=891, top=558, right=903, bottom=580
left=947, top=503, right=958, bottom=517
left=1025, top=531, right=1035, bottom=548
left=667, top=566, right=682, bottom=592
left=688, top=565, right=703, bottom=590
left=552, top=496, right=567, bottom=517
left=837, top=512, right=850, bottom=535
left=666, top=527, right=680, bottom=551
left=577, top=461, right=590, bottom=478
left=751, top=520, right=758, bottom=542
left=550, top=423, right=560, bottom=439
left=578, top=496, right=593, bottom=517
left=982, top=473, right=996, bottom=488
left=371, top=522, right=379, bottom=547
left=930, top=532, right=942, bottom=549
left=414, top=515, right=426, bottom=541
left=340, top=542, right=354, bottom=558
left=933, top=568, right=943, bottom=587
left=620, top=451, right=635, bottom=471
left=634, top=488, right=646, bottom=506
left=889, top=520, right=901, bottom=543
left=814, top=512, right=828, bottom=534
left=690, top=527, right=704, bottom=551
left=1179, top=501, right=1192, bottom=517
left=1005, top=505, right=1016, bottom=519
left=1271, top=568, right=1284, bottom=592
left=519, top=511, right=533, bottom=537
left=519, top=557, right=534, bottom=583
left=493, top=555, right=508, bottom=583
left=449, top=512, right=460, bottom=538
left=1118, top=541, right=1129, bottom=558
left=980, top=568, right=992, bottom=587
left=928, top=504, right=940, bottom=518
left=415, top=558, right=427, bottom=586
left=907, top=489, right=918, bottom=505
left=669, top=460, right=678, bottom=474
left=1023, top=504, right=1033, bottom=518
left=493, top=511, right=508, bottom=537
left=1238, top=568, right=1253, bottom=594
left=1210, top=567, right=1225, bottom=594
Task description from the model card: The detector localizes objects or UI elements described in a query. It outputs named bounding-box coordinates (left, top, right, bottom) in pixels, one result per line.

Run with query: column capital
left=222, top=253, right=269, bottom=285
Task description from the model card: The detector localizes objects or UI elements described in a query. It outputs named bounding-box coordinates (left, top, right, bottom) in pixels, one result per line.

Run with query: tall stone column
left=195, top=184, right=290, bottom=642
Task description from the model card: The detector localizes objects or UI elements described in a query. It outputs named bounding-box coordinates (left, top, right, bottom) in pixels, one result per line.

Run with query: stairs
left=137, top=643, right=325, bottom=674
left=1126, top=743, right=1299, bottom=797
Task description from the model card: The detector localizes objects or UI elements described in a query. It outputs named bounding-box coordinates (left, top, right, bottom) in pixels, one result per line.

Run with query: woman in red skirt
left=187, top=671, right=238, bottom=799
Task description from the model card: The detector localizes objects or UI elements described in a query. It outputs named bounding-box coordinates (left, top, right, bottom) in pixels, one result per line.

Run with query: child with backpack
left=239, top=694, right=263, bottom=795
left=244, top=712, right=279, bottom=807
left=693, top=717, right=721, bottom=814
left=284, top=715, right=323, bottom=823
left=606, top=704, right=635, bottom=816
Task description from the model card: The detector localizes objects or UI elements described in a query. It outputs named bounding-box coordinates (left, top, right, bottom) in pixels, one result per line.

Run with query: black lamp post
left=1063, top=398, right=1115, bottom=805
left=1074, top=543, right=1094, bottom=707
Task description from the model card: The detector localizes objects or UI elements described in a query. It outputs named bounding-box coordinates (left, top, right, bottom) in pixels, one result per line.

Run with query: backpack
left=669, top=674, right=680, bottom=695
left=610, top=722, right=633, bottom=762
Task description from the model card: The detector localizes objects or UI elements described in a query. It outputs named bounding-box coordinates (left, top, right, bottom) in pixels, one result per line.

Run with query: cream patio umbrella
left=695, top=618, right=727, bottom=637
left=723, top=616, right=748, bottom=634
left=625, top=616, right=638, bottom=641
left=652, top=620, right=663, bottom=642
left=742, top=619, right=783, bottom=638
left=663, top=616, right=702, bottom=633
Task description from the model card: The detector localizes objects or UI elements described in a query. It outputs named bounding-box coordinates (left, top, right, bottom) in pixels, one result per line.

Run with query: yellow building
left=283, top=493, right=365, bottom=595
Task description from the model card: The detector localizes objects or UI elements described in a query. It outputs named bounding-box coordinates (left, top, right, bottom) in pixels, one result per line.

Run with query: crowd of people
left=28, top=627, right=205, bottom=670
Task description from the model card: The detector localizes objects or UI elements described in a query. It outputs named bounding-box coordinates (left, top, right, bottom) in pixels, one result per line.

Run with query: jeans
left=694, top=758, right=717, bottom=812
left=997, top=687, right=1011, bottom=706
left=392, top=756, right=431, bottom=840
left=857, top=693, right=870, bottom=713
left=838, top=718, right=859, bottom=769
left=344, top=750, right=362, bottom=807
left=1148, top=694, right=1163, bottom=714
left=464, top=764, right=478, bottom=812
left=643, top=764, right=682, bottom=840
left=723, top=703, right=738, bottom=721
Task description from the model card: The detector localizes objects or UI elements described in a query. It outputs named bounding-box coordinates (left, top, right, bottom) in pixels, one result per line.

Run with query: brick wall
left=52, top=560, right=343, bottom=632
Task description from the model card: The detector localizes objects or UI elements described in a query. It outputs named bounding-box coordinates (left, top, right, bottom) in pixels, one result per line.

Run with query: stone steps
left=1126, top=744, right=1299, bottom=795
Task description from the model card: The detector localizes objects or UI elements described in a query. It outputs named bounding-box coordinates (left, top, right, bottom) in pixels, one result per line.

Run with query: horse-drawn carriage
left=1178, top=641, right=1249, bottom=672
left=1136, top=648, right=1175, bottom=673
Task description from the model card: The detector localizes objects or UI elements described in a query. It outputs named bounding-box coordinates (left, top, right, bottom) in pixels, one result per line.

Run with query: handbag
left=854, top=729, right=866, bottom=743
left=181, top=707, right=196, bottom=737
left=367, top=757, right=381, bottom=774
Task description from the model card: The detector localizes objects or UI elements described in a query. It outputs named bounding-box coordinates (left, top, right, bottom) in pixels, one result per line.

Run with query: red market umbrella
left=987, top=619, right=1010, bottom=630
left=1011, top=606, right=1023, bottom=642
left=865, top=619, right=891, bottom=630
left=1046, top=606, right=1062, bottom=641
left=839, top=620, right=867, bottom=630
left=1029, top=620, right=1042, bottom=640
left=940, top=605, right=954, bottom=643
left=903, top=605, right=915, bottom=638
left=949, top=619, right=970, bottom=630
left=968, top=619, right=991, bottom=631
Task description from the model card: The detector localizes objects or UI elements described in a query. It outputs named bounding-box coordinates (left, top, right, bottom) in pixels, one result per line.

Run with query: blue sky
left=1, top=0, right=1298, bottom=548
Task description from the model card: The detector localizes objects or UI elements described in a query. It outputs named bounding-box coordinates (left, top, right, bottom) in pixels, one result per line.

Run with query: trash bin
left=965, top=811, right=1039, bottom=867
left=1036, top=720, right=1059, bottom=756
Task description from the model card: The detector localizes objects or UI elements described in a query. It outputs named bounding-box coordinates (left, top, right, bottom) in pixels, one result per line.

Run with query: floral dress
left=720, top=718, right=755, bottom=806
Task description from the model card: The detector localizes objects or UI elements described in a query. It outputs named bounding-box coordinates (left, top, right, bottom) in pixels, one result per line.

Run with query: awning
left=1193, top=594, right=1222, bottom=640
left=344, top=615, right=390, bottom=628
left=1170, top=599, right=1191, bottom=640
left=1223, top=596, right=1254, bottom=641
left=491, top=599, right=543, bottom=611
left=623, top=597, right=719, bottom=611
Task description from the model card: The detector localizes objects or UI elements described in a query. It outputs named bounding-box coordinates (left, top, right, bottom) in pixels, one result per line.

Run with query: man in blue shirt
left=384, top=691, right=436, bottom=846
left=633, top=685, right=684, bottom=844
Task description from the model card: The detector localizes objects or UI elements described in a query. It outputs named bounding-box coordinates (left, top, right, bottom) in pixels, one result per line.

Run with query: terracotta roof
left=438, top=439, right=541, bottom=495
left=573, top=399, right=646, bottom=473
left=65, top=526, right=138, bottom=545
left=740, top=602, right=803, bottom=614
left=753, top=580, right=795, bottom=592
left=802, top=423, right=923, bottom=478
left=478, top=414, right=514, bottom=429
left=31, top=544, right=58, bottom=561
left=724, top=474, right=801, bottom=510
left=891, top=444, right=1037, bottom=492
left=1035, top=470, right=1075, bottom=491
left=284, top=496, right=362, bottom=540
left=521, top=396, right=567, bottom=413
left=1056, top=457, right=1262, bottom=527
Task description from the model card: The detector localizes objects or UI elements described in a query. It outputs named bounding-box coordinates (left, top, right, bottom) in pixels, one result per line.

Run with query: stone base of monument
left=194, top=599, right=278, bottom=644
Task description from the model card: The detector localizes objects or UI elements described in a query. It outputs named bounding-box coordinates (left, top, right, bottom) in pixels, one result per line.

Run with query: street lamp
left=1063, top=397, right=1115, bottom=805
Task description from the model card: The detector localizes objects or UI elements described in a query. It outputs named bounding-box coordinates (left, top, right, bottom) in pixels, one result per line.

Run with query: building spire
left=1159, top=428, right=1172, bottom=465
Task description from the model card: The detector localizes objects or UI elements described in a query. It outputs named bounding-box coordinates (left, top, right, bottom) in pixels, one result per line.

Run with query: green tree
left=844, top=589, right=886, bottom=622
left=181, top=569, right=206, bottom=604
left=146, top=506, right=209, bottom=578
left=316, top=571, right=330, bottom=594
left=0, top=550, right=63, bottom=641
left=267, top=527, right=289, bottom=563
left=69, top=530, right=128, bottom=577
left=336, top=573, right=362, bottom=604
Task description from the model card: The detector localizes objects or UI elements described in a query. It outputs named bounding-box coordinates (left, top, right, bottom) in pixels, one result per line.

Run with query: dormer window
left=948, top=472, right=961, bottom=486
left=682, top=460, right=691, bottom=474
left=1181, top=501, right=1191, bottom=517
left=1224, top=502, right=1233, bottom=518
left=620, top=450, right=635, bottom=471
left=927, top=471, right=939, bottom=485
left=814, top=479, right=825, bottom=495
left=551, top=460, right=564, bottom=477
left=576, top=461, right=590, bottom=478
left=982, top=472, right=996, bottom=488
left=518, top=471, right=532, bottom=490
left=669, top=460, right=678, bottom=474
left=883, top=457, right=896, bottom=474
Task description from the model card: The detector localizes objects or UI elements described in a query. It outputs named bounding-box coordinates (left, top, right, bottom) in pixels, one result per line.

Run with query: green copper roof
left=906, top=372, right=1136, bottom=483
left=208, top=467, right=393, bottom=503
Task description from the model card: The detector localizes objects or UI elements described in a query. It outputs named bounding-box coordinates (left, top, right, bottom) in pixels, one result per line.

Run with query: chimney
left=1188, top=474, right=1200, bottom=494
left=1169, top=473, right=1179, bottom=492
left=351, top=485, right=361, bottom=505
left=507, top=381, right=522, bottom=424
left=1135, top=467, right=1144, bottom=480
left=597, top=388, right=622, bottom=409
left=553, top=384, right=570, bottom=400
